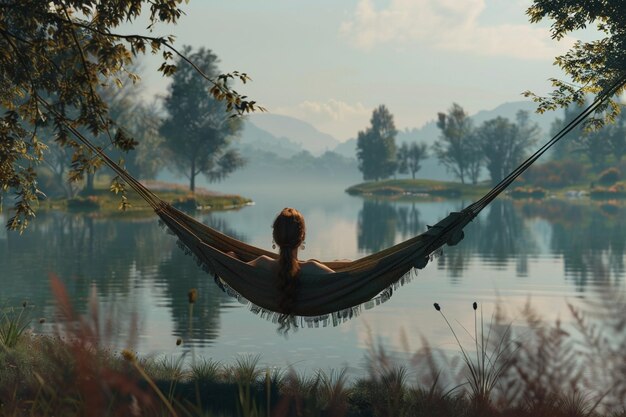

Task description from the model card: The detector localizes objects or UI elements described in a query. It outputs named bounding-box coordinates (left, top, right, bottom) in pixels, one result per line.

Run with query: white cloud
left=275, top=99, right=371, bottom=140
left=340, top=0, right=572, bottom=60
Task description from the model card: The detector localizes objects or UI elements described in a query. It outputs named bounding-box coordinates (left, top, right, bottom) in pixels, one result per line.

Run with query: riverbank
left=37, top=180, right=252, bottom=214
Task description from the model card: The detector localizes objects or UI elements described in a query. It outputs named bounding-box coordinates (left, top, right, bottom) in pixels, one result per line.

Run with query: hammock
left=35, top=76, right=626, bottom=326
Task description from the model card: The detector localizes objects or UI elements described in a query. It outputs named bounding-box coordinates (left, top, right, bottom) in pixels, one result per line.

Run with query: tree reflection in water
left=477, top=200, right=536, bottom=275
left=357, top=199, right=399, bottom=253
left=522, top=200, right=626, bottom=291
left=0, top=212, right=243, bottom=348
left=157, top=214, right=245, bottom=347
left=356, top=197, right=534, bottom=279
left=357, top=199, right=427, bottom=253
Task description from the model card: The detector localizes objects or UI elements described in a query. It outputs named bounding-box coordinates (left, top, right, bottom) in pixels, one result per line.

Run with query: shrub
left=522, top=160, right=586, bottom=188
left=510, top=187, right=547, bottom=199
left=598, top=167, right=621, bottom=186
left=66, top=196, right=100, bottom=211
left=371, top=186, right=404, bottom=196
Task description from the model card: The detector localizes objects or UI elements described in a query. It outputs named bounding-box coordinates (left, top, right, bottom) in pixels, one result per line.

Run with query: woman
left=239, top=208, right=334, bottom=314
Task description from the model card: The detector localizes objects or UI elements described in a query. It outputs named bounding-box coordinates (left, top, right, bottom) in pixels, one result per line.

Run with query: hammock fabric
left=36, top=75, right=626, bottom=326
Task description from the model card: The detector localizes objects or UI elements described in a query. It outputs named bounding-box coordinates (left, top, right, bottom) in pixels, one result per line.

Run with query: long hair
left=272, top=208, right=306, bottom=315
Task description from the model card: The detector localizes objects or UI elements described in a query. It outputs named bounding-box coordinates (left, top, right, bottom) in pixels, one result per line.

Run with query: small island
left=41, top=180, right=251, bottom=214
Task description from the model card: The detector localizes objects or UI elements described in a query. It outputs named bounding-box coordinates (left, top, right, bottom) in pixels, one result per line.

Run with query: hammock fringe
left=159, top=219, right=443, bottom=328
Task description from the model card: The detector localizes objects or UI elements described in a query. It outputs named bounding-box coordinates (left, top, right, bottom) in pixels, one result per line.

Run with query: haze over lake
left=2, top=179, right=621, bottom=374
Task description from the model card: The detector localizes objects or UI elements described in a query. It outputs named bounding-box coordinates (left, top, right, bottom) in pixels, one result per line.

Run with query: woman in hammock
left=229, top=207, right=335, bottom=313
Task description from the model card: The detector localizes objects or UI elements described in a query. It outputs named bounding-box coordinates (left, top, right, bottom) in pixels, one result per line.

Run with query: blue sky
left=130, top=0, right=578, bottom=141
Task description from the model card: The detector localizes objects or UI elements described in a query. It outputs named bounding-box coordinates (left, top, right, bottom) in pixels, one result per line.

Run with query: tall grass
left=2, top=275, right=625, bottom=417
left=433, top=301, right=518, bottom=408
left=0, top=302, right=31, bottom=348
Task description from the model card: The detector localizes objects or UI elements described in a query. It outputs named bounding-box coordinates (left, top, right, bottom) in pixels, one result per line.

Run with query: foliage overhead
left=0, top=1, right=261, bottom=231
left=159, top=47, right=245, bottom=192
left=525, top=1, right=626, bottom=122
left=356, top=105, right=398, bottom=181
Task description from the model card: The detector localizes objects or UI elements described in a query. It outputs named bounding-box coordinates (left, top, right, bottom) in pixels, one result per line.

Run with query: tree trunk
left=190, top=159, right=196, bottom=193
left=85, top=172, right=95, bottom=194
left=411, top=170, right=416, bottom=180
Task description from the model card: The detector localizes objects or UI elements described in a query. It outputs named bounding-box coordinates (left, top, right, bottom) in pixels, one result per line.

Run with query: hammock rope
left=30, top=74, right=626, bottom=325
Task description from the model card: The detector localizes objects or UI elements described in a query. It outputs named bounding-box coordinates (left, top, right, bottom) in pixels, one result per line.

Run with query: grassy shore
left=38, top=180, right=252, bottom=215
left=344, top=178, right=611, bottom=200
left=346, top=179, right=492, bottom=199
left=2, top=285, right=625, bottom=417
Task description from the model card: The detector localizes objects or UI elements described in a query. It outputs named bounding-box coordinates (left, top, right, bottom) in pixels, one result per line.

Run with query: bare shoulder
left=300, top=259, right=334, bottom=274
left=248, top=255, right=275, bottom=269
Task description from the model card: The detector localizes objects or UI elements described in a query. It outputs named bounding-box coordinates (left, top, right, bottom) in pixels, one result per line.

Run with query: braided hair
left=272, top=208, right=306, bottom=315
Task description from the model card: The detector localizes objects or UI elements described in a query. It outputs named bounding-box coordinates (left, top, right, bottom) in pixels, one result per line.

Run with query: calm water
left=1, top=182, right=624, bottom=374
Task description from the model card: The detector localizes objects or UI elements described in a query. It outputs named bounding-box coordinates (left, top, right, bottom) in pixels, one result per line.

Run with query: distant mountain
left=247, top=113, right=340, bottom=155
left=333, top=138, right=357, bottom=158
left=237, top=120, right=302, bottom=158
left=471, top=101, right=557, bottom=136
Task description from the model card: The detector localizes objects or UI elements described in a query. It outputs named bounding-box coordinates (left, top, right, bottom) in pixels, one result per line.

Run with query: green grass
left=345, top=179, right=492, bottom=199
left=345, top=178, right=620, bottom=201
left=0, top=302, right=31, bottom=348
left=3, top=277, right=625, bottom=417
left=39, top=180, right=252, bottom=214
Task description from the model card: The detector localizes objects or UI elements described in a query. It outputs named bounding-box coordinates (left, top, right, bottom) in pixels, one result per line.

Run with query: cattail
left=473, top=301, right=478, bottom=310
left=22, top=301, right=27, bottom=308
left=433, top=302, right=441, bottom=311
left=176, top=338, right=182, bottom=346
left=121, top=348, right=136, bottom=362
left=188, top=288, right=197, bottom=304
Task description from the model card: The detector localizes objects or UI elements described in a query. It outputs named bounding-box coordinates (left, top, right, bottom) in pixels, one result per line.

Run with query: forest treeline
left=355, top=101, right=626, bottom=190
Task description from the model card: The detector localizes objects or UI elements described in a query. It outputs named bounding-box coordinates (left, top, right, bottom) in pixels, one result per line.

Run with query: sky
left=127, top=0, right=579, bottom=141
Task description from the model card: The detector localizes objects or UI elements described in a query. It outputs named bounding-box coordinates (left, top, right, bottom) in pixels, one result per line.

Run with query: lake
left=1, top=181, right=623, bottom=375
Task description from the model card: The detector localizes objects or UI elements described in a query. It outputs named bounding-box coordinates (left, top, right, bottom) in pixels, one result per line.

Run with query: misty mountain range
left=224, top=101, right=561, bottom=185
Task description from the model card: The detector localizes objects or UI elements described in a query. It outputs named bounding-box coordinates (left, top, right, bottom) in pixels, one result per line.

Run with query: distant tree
left=356, top=105, right=398, bottom=181
left=605, top=105, right=626, bottom=163
left=397, top=142, right=428, bottom=179
left=124, top=103, right=166, bottom=179
left=160, top=47, right=245, bottom=192
left=38, top=78, right=164, bottom=198
left=548, top=101, right=610, bottom=169
left=549, top=102, right=587, bottom=161
left=476, top=111, right=539, bottom=186
left=433, top=103, right=480, bottom=184
left=576, top=129, right=609, bottom=170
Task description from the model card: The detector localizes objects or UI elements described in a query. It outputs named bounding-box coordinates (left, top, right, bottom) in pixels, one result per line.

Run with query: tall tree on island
left=433, top=103, right=481, bottom=184
left=160, top=47, right=245, bottom=193
left=397, top=142, right=428, bottom=179
left=356, top=105, right=398, bottom=181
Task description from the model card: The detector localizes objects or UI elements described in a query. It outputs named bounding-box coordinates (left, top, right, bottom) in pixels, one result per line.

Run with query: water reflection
left=521, top=200, right=626, bottom=290
left=3, top=196, right=626, bottom=362
left=156, top=215, right=245, bottom=347
left=476, top=200, right=536, bottom=274
left=355, top=198, right=626, bottom=290
left=0, top=212, right=241, bottom=347
left=357, top=199, right=427, bottom=253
